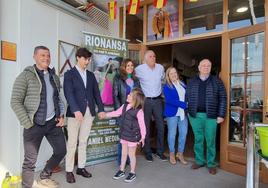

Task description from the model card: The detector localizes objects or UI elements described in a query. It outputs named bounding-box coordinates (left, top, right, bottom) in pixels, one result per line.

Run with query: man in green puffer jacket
left=11, top=46, right=66, bottom=188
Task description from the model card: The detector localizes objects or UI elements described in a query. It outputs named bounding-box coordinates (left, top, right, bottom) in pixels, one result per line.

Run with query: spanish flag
left=153, top=0, right=167, bottom=9
left=128, top=0, right=140, bottom=15
left=186, top=0, right=198, bottom=2
left=108, top=1, right=117, bottom=20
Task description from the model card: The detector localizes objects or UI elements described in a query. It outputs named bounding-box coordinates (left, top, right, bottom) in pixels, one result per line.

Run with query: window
left=229, top=32, right=264, bottom=144
left=228, top=0, right=265, bottom=29
left=183, top=0, right=223, bottom=36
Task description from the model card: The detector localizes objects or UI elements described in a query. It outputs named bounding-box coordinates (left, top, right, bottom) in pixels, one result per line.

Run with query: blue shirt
left=135, top=63, right=164, bottom=97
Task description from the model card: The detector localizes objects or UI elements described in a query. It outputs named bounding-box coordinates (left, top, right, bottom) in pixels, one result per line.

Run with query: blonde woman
left=163, top=67, right=188, bottom=165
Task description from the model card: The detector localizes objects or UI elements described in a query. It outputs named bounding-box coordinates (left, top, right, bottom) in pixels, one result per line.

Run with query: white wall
left=0, top=0, right=22, bottom=182
left=0, top=0, right=115, bottom=182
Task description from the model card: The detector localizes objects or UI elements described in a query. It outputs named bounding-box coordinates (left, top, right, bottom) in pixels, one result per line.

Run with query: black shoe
left=66, top=172, right=75, bottom=183
left=145, top=154, right=153, bottom=162
left=124, top=173, right=136, bottom=183
left=76, top=168, right=92, bottom=178
left=113, top=170, right=125, bottom=180
left=155, top=153, right=168, bottom=161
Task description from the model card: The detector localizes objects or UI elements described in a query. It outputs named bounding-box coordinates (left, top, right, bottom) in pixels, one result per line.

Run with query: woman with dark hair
left=113, top=58, right=140, bottom=165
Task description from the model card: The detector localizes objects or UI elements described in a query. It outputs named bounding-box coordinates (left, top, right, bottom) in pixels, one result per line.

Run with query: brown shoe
left=66, top=172, right=75, bottom=183
left=191, top=163, right=205, bottom=170
left=52, top=166, right=62, bottom=173
left=208, top=167, right=217, bottom=175
left=169, top=153, right=176, bottom=165
left=46, top=160, right=62, bottom=174
left=176, top=153, right=188, bottom=165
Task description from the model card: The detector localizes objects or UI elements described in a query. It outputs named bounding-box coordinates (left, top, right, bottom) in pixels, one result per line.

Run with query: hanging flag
left=128, top=0, right=140, bottom=15
left=153, top=0, right=167, bottom=9
left=108, top=1, right=117, bottom=20
left=186, top=0, right=198, bottom=2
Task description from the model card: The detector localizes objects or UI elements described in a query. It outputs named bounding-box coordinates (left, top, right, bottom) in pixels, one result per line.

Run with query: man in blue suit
left=64, top=48, right=105, bottom=183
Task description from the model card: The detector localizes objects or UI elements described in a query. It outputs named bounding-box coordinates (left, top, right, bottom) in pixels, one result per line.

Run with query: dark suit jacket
left=63, top=67, right=104, bottom=117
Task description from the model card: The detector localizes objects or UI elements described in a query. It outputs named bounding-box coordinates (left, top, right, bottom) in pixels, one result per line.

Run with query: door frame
left=128, top=43, right=147, bottom=64
left=220, top=22, right=268, bottom=183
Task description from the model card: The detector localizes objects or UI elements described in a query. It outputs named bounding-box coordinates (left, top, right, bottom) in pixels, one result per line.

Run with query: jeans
left=166, top=116, right=188, bottom=153
left=22, top=117, right=66, bottom=188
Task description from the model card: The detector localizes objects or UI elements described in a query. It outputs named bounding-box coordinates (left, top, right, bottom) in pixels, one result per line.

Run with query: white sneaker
left=32, top=180, right=40, bottom=188
left=38, top=179, right=59, bottom=188
left=32, top=180, right=51, bottom=188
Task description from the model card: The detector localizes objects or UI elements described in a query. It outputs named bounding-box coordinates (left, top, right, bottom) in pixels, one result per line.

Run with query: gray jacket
left=10, top=66, right=64, bottom=129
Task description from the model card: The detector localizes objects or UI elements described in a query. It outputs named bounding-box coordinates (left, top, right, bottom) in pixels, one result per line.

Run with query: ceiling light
left=236, top=6, right=248, bottom=13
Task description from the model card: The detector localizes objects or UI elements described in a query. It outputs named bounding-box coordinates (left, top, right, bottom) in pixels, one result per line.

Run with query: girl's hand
left=98, top=112, right=106, bottom=119
left=139, top=138, right=145, bottom=147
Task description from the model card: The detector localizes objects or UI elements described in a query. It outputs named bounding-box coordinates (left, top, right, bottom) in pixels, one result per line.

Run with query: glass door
left=229, top=32, right=264, bottom=145
left=220, top=23, right=268, bottom=183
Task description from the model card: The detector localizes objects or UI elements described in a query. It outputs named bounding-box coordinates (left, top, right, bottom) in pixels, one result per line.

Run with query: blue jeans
left=166, top=116, right=188, bottom=153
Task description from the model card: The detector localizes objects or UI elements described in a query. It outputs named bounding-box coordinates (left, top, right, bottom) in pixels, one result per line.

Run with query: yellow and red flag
left=153, top=0, right=167, bottom=9
left=128, top=0, right=140, bottom=15
left=186, top=0, right=198, bottom=2
left=108, top=1, right=117, bottom=20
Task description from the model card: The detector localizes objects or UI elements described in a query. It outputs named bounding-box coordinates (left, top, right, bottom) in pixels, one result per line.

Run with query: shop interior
left=145, top=37, right=222, bottom=159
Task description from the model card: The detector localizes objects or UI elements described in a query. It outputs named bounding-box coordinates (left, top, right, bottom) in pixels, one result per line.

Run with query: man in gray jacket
left=11, top=46, right=66, bottom=188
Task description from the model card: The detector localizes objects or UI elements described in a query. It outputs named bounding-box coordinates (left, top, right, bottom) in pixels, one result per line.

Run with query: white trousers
left=65, top=107, right=94, bottom=172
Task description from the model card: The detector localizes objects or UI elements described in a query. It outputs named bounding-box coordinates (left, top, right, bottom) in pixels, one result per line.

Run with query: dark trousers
left=22, top=118, right=66, bottom=188
left=144, top=98, right=165, bottom=155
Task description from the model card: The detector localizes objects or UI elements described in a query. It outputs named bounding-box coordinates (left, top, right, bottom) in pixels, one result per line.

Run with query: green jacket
left=10, top=66, right=64, bottom=129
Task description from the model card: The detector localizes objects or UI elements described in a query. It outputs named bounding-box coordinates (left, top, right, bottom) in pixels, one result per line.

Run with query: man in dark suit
left=63, top=48, right=105, bottom=183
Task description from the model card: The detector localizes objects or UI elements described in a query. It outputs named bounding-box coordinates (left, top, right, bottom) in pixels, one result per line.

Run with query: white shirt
left=135, top=63, right=165, bottom=97
left=173, top=81, right=185, bottom=120
left=75, top=65, right=87, bottom=88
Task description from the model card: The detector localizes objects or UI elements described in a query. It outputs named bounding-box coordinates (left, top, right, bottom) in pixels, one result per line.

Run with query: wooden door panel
left=220, top=23, right=268, bottom=183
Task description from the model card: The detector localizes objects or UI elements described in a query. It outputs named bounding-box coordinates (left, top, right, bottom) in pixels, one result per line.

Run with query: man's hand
left=98, top=112, right=106, bottom=119
left=56, top=116, right=65, bottom=127
left=74, top=111, right=83, bottom=122
left=217, top=117, right=224, bottom=124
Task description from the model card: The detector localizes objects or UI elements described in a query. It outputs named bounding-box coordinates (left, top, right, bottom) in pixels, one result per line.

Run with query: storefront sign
left=86, top=118, right=120, bottom=165
left=83, top=32, right=128, bottom=166
left=84, top=32, right=128, bottom=57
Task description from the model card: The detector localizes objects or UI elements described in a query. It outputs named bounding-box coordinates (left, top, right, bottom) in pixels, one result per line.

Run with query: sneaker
left=145, top=154, right=153, bottom=162
left=39, top=170, right=52, bottom=180
left=33, top=180, right=56, bottom=188
left=38, top=179, right=59, bottom=188
left=113, top=170, right=125, bottom=180
left=32, top=180, right=38, bottom=188
left=154, top=153, right=168, bottom=161
left=124, top=173, right=136, bottom=183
